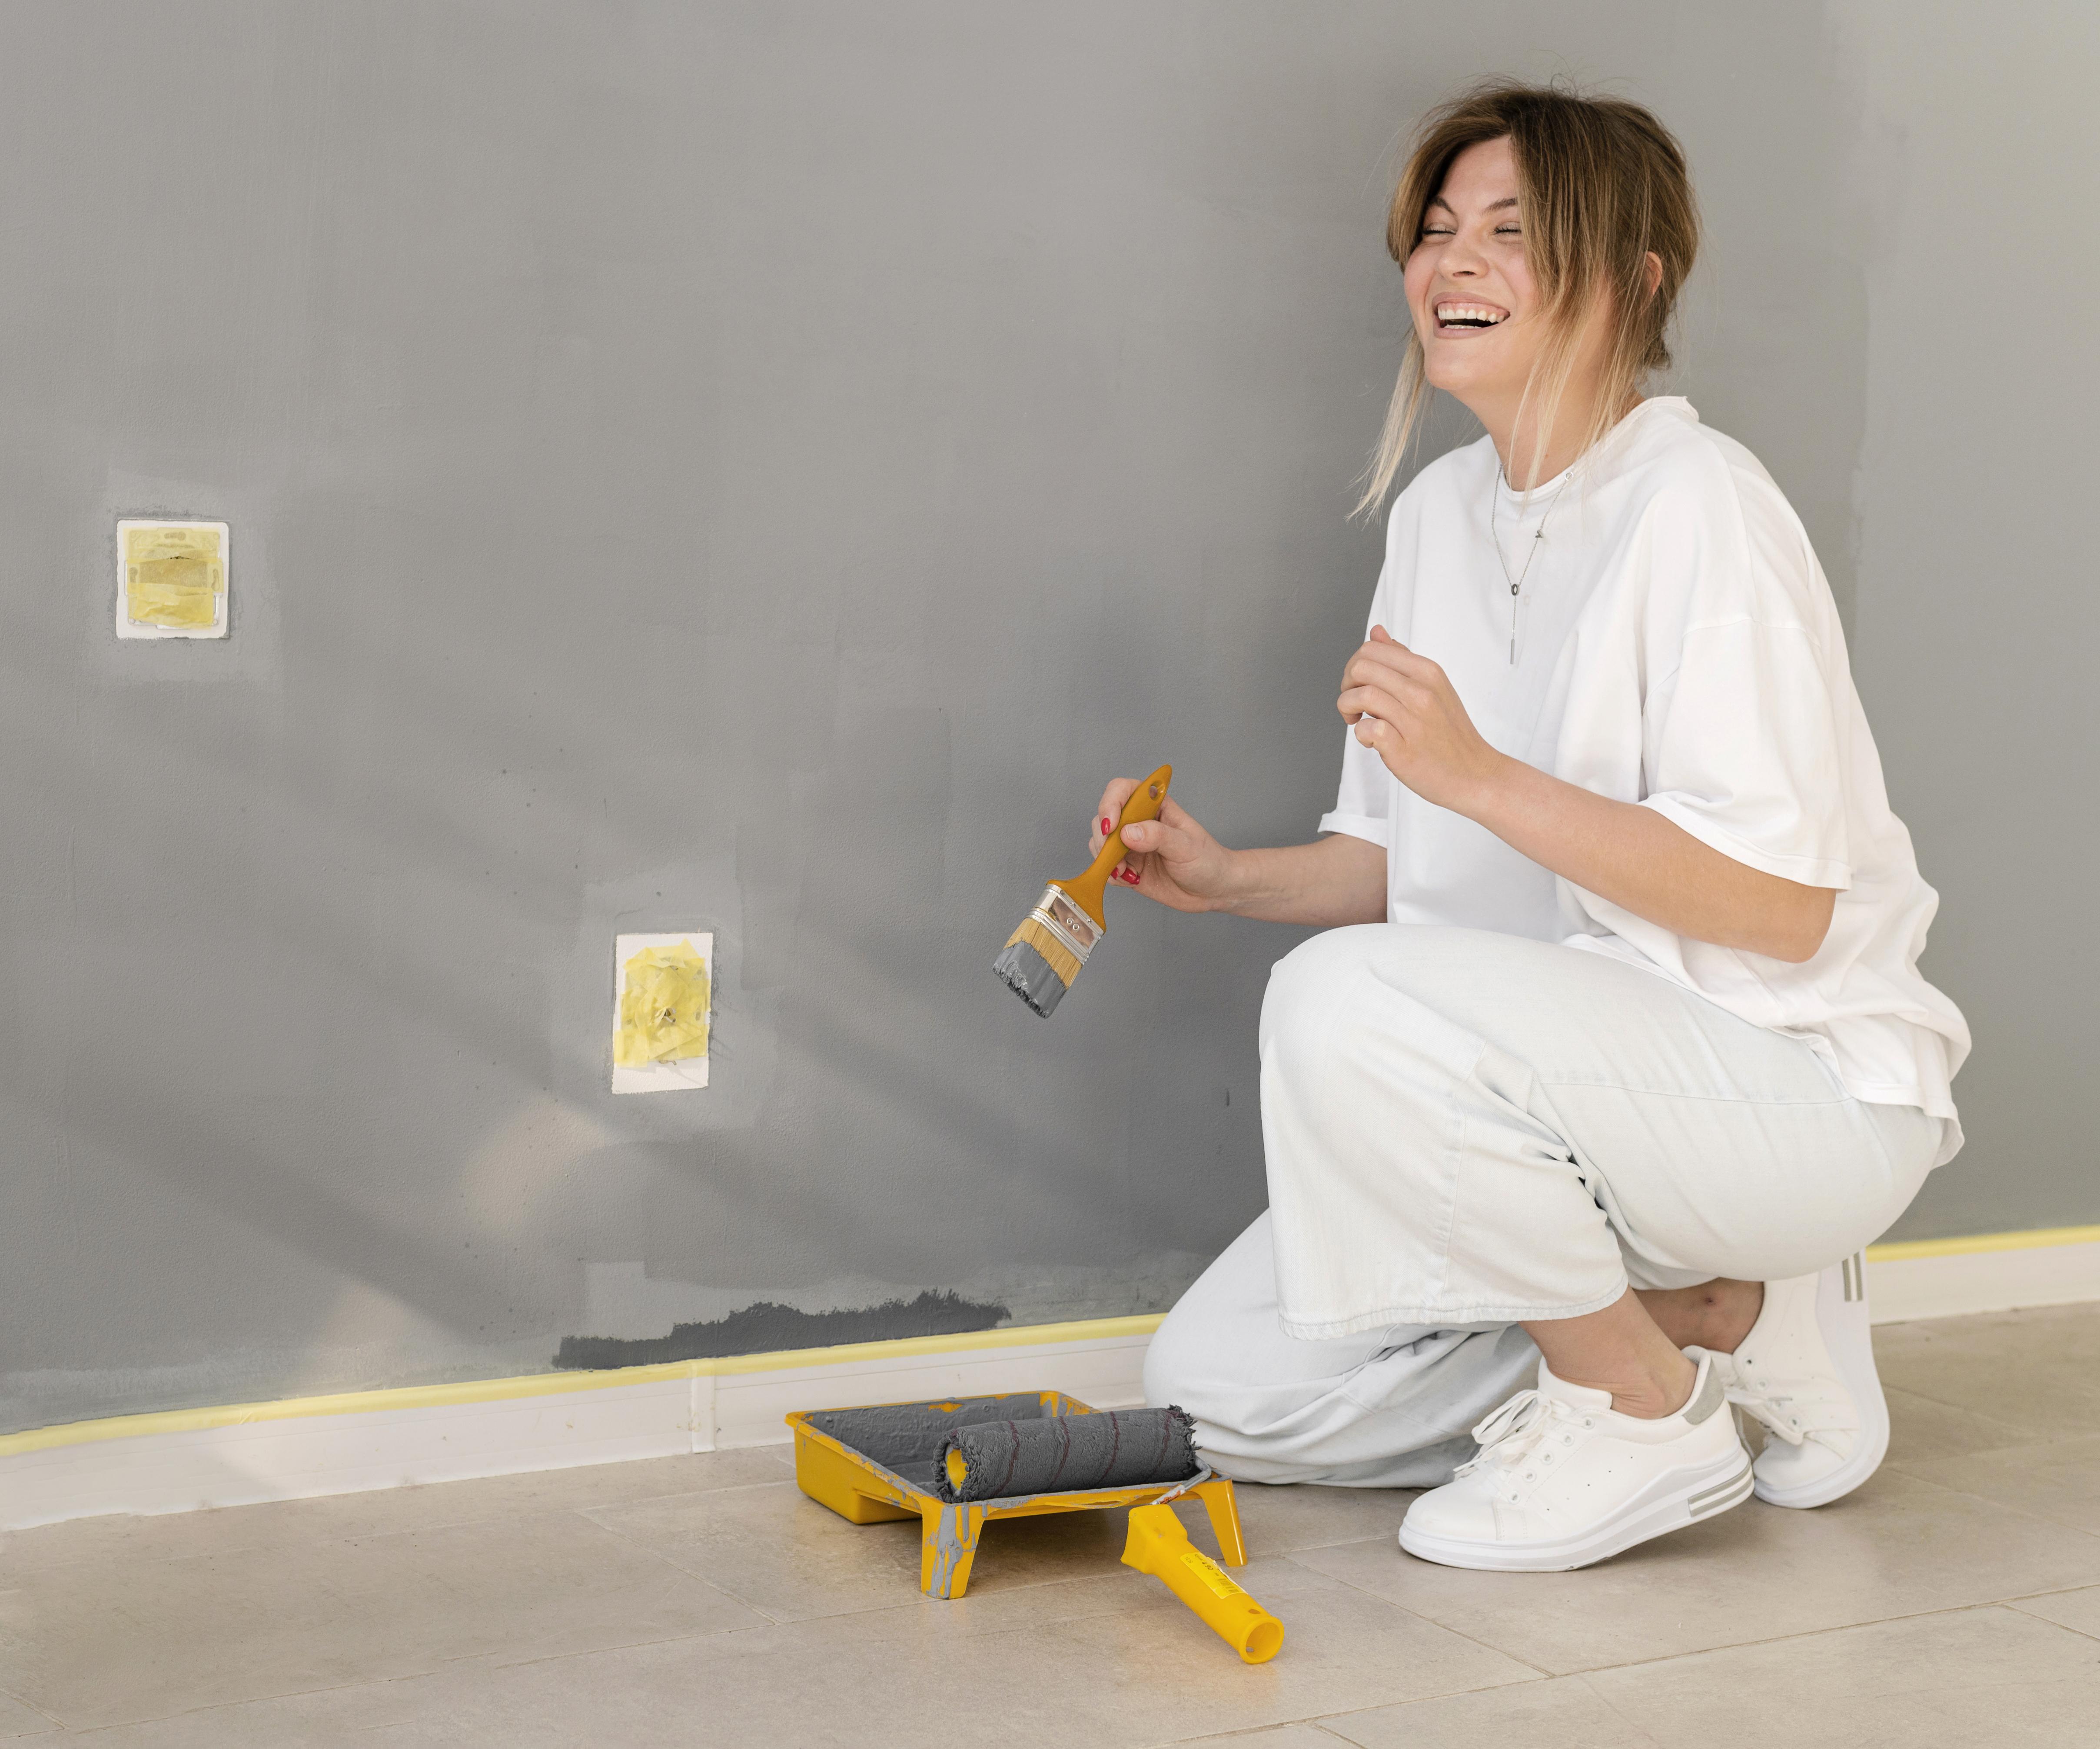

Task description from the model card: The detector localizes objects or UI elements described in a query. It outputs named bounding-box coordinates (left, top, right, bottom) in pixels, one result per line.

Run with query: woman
left=1097, top=81, right=1968, bottom=1573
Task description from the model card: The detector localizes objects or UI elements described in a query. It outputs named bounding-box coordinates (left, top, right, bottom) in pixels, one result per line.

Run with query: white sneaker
left=1397, top=1352, right=1753, bottom=1572
left=1692, top=1254, right=1887, bottom=1509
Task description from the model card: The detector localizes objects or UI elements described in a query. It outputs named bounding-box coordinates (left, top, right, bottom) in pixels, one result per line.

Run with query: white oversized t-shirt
left=1320, top=397, right=1967, bottom=1161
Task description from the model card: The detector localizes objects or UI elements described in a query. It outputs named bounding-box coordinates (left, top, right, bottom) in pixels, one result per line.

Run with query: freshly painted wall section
left=0, top=2, right=2088, bottom=1435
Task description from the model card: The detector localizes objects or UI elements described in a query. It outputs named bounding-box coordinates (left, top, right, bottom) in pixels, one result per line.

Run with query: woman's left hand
left=1338, top=625, right=1509, bottom=816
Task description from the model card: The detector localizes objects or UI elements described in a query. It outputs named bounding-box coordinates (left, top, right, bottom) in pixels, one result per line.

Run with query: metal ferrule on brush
left=1026, top=884, right=1103, bottom=964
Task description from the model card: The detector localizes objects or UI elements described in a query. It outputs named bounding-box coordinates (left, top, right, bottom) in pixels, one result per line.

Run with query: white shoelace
left=1712, top=1354, right=1856, bottom=1450
left=1453, top=1390, right=1595, bottom=1485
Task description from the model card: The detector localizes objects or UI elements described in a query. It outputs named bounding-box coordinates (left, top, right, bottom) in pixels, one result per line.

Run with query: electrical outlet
left=611, top=931, right=712, bottom=1094
left=116, top=519, right=229, bottom=639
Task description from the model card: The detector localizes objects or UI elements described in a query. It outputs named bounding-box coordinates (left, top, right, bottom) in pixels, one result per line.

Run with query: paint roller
left=992, top=765, right=1171, bottom=1017
left=933, top=1404, right=1285, bottom=1663
left=933, top=1403, right=1201, bottom=1502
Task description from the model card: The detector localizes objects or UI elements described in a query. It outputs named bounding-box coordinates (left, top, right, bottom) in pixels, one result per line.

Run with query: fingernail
left=1100, top=817, right=1110, bottom=834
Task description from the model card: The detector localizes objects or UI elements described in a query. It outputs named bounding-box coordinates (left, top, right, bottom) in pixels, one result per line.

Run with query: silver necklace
left=1490, top=466, right=1571, bottom=664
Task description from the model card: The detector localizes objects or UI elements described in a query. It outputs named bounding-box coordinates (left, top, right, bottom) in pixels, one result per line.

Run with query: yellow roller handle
left=1121, top=1503, right=1283, bottom=1664
left=1057, top=765, right=1172, bottom=930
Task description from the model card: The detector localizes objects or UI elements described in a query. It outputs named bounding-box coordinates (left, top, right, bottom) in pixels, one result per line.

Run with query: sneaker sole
left=1752, top=1252, right=1889, bottom=1509
left=1397, top=1447, right=1755, bottom=1573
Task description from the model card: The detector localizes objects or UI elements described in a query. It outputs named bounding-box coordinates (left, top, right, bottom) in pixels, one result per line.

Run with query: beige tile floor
left=5, top=1304, right=2100, bottom=1746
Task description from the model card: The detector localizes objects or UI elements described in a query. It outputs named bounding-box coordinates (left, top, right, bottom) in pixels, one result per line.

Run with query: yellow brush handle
left=1058, top=764, right=1172, bottom=930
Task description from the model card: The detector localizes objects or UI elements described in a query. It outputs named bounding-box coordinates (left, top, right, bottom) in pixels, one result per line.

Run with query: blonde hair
left=1357, top=79, right=1700, bottom=511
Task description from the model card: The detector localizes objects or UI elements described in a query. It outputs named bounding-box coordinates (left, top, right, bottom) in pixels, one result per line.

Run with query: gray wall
left=1, top=1, right=2088, bottom=1434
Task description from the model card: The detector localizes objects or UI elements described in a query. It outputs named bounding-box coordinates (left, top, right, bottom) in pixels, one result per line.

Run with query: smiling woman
left=1366, top=85, right=1699, bottom=501
left=1094, top=79, right=1972, bottom=1577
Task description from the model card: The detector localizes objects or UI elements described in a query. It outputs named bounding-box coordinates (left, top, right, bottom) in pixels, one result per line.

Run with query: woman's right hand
left=1088, top=779, right=1238, bottom=914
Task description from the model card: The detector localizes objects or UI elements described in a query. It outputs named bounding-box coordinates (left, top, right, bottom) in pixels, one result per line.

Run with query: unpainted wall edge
left=0, top=1313, right=1171, bottom=1460
left=16, top=1220, right=2100, bottom=1460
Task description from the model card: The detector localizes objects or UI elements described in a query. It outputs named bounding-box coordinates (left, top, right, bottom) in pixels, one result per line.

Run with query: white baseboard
left=5, top=1231, right=2095, bottom=1533
left=1864, top=1236, right=2100, bottom=1324
left=0, top=1329, right=1153, bottom=1532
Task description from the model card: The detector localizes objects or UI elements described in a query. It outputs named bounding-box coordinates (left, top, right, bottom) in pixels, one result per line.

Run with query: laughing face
left=1402, top=135, right=1538, bottom=412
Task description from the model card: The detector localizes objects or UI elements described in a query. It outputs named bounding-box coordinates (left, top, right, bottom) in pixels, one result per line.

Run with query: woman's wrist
left=1200, top=838, right=1386, bottom=925
left=1198, top=845, right=1256, bottom=916
left=1452, top=748, right=1531, bottom=832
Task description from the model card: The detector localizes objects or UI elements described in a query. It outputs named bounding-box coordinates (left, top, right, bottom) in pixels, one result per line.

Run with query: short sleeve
left=1318, top=724, right=1392, bottom=847
left=1640, top=618, right=1852, bottom=890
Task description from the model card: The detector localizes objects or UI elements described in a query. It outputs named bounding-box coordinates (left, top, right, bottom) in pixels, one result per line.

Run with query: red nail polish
left=1100, top=818, right=1111, bottom=834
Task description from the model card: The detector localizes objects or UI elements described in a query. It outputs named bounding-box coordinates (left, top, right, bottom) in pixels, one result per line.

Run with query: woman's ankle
left=1548, top=1350, right=1698, bottom=1420
left=1637, top=1278, right=1765, bottom=1354
left=1525, top=1289, right=1704, bottom=1422
left=1691, top=1279, right=1764, bottom=1354
left=1612, top=1353, right=1698, bottom=1420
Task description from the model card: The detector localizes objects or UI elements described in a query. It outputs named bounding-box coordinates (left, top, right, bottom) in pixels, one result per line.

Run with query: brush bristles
left=1004, top=917, right=1080, bottom=986
left=994, top=919, right=1080, bottom=1017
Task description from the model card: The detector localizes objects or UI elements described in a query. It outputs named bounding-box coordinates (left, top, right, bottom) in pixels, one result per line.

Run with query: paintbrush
left=993, top=764, right=1172, bottom=1017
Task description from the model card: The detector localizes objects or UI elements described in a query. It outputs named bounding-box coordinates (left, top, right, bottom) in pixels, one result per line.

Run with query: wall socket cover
left=611, top=931, right=713, bottom=1094
left=116, top=519, right=230, bottom=640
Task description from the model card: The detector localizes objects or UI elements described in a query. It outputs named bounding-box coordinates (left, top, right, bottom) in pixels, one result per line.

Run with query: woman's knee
left=1259, top=924, right=1387, bottom=1061
left=1140, top=1306, right=1200, bottom=1410
left=1259, top=924, right=1509, bottom=1049
left=1143, top=1214, right=1281, bottom=1415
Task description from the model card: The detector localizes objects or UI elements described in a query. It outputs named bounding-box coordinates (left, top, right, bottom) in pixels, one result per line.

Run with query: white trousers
left=1143, top=925, right=1942, bottom=1488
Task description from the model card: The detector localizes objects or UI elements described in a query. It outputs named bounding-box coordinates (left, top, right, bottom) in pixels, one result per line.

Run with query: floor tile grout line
left=1275, top=1545, right=1565, bottom=1680
left=1568, top=1667, right=1674, bottom=1749
left=1872, top=1465, right=2100, bottom=1540
left=575, top=1475, right=798, bottom=1526
left=1255, top=1598, right=2100, bottom=1740
left=599, top=1520, right=803, bottom=1624
left=55, top=1606, right=798, bottom=1736
left=1485, top=1597, right=2066, bottom=1680
left=1154, top=1663, right=1581, bottom=1748
left=459, top=1618, right=788, bottom=1676
left=436, top=1617, right=800, bottom=1688
left=2004, top=1581, right=2100, bottom=1604
left=2005, top=1596, right=2100, bottom=1645
left=1874, top=1373, right=2099, bottom=1429
left=34, top=1664, right=472, bottom=1739
left=1151, top=1719, right=1370, bottom=1747
left=0, top=1681, right=62, bottom=1732
left=2, top=1478, right=809, bottom=1581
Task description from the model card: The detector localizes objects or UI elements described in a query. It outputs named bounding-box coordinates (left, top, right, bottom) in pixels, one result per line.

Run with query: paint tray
left=786, top=1391, right=1246, bottom=1599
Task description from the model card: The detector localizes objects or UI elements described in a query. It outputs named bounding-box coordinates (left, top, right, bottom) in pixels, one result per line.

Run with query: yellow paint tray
left=786, top=1391, right=1246, bottom=1599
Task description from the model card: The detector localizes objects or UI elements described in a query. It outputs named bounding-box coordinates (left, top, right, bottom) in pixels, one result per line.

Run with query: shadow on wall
left=550, top=1288, right=1011, bottom=1370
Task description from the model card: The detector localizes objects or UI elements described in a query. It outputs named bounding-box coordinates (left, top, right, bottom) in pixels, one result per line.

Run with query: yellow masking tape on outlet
left=124, top=524, right=224, bottom=628
left=615, top=940, right=711, bottom=1067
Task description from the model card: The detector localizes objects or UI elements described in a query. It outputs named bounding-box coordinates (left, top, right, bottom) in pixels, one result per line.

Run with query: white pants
left=1143, top=925, right=1942, bottom=1488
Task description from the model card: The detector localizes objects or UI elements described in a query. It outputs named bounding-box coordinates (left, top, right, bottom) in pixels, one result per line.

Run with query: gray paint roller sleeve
left=932, top=1405, right=1199, bottom=1502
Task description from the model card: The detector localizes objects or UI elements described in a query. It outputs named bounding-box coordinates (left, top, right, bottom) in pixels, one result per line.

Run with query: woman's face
left=1403, top=135, right=1541, bottom=409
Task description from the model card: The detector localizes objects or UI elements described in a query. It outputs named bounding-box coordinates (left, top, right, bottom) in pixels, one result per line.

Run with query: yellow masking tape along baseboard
left=1863, top=1223, right=2100, bottom=1264
left=0, top=1313, right=1166, bottom=1459
left=9, top=1222, right=2100, bottom=1462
